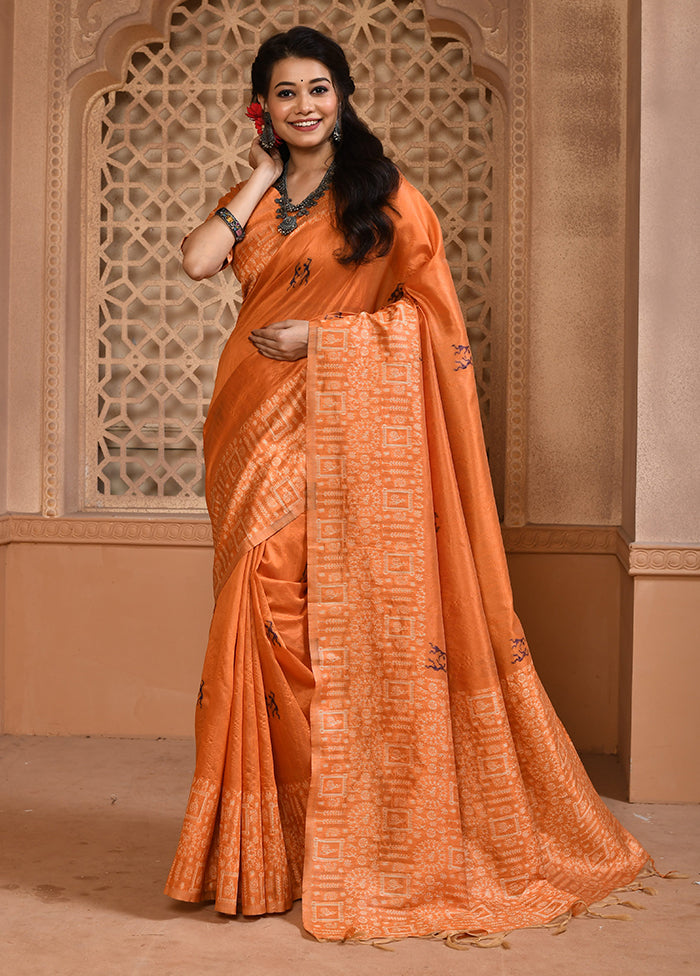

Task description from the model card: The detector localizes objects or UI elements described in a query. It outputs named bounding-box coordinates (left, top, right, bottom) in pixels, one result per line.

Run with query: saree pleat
left=165, top=516, right=311, bottom=914
left=166, top=175, right=648, bottom=939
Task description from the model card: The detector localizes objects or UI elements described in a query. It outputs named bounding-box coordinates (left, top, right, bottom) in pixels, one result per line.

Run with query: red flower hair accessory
left=245, top=101, right=282, bottom=146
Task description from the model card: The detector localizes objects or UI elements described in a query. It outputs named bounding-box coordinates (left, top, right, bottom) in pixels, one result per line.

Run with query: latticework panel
left=84, top=0, right=504, bottom=511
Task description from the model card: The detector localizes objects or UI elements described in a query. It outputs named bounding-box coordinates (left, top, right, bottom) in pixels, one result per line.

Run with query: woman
left=165, top=26, right=648, bottom=941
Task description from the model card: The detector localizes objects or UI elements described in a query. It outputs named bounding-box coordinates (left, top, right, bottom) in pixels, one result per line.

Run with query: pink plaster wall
left=622, top=0, right=700, bottom=802
left=526, top=0, right=630, bottom=525
left=508, top=552, right=620, bottom=753
left=0, top=0, right=13, bottom=513
left=5, top=0, right=50, bottom=514
left=629, top=577, right=700, bottom=802
left=636, top=0, right=700, bottom=544
left=1, top=541, right=624, bottom=753
left=0, top=546, right=6, bottom=730
left=3, top=544, right=214, bottom=736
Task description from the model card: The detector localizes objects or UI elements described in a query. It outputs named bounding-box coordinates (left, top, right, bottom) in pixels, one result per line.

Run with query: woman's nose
left=297, top=91, right=313, bottom=113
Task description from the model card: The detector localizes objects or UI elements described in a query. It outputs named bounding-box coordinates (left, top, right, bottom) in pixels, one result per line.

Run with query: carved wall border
left=424, top=0, right=509, bottom=88
left=0, top=514, right=212, bottom=547
left=0, top=516, right=607, bottom=556
left=616, top=529, right=700, bottom=577
left=7, top=516, right=697, bottom=575
left=44, top=1, right=180, bottom=519
left=502, top=524, right=617, bottom=555
left=628, top=547, right=700, bottom=576
left=67, top=1, right=177, bottom=91
left=503, top=0, right=528, bottom=525
left=42, top=1, right=71, bottom=517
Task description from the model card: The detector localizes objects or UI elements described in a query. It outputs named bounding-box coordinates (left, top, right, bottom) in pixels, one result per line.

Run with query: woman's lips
left=288, top=119, right=322, bottom=130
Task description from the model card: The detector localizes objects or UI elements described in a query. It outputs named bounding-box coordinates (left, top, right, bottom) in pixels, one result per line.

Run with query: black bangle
left=215, top=207, right=245, bottom=243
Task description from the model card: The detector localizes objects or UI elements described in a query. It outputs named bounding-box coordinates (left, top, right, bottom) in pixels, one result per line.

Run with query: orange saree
left=165, top=176, right=648, bottom=940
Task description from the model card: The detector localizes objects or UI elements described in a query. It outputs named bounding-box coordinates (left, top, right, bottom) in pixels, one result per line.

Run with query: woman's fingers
left=249, top=337, right=279, bottom=353
left=248, top=319, right=309, bottom=361
left=248, top=139, right=283, bottom=179
left=249, top=319, right=309, bottom=362
left=250, top=319, right=307, bottom=336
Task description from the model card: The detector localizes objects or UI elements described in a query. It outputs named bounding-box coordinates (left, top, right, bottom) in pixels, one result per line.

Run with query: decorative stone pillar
left=620, top=0, right=700, bottom=801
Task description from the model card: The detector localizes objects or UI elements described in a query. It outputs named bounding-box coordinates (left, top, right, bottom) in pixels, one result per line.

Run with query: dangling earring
left=260, top=110, right=276, bottom=151
left=331, top=115, right=342, bottom=145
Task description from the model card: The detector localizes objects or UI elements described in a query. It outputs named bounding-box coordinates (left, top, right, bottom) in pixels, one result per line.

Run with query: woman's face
left=262, top=57, right=339, bottom=150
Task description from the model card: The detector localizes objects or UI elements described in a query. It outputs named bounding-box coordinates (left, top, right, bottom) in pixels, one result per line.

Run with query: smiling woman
left=164, top=25, right=649, bottom=945
left=264, top=61, right=339, bottom=155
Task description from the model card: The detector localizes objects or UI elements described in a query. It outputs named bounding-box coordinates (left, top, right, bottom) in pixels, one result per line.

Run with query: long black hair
left=250, top=26, right=400, bottom=266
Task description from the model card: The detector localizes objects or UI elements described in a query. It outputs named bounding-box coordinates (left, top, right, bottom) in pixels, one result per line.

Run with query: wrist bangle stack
left=214, top=207, right=245, bottom=243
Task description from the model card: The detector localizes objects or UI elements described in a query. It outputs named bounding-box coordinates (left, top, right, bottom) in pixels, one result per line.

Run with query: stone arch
left=50, top=0, right=522, bottom=517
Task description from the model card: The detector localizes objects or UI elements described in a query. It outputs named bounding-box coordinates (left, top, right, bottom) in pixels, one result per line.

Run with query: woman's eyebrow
left=274, top=76, right=331, bottom=88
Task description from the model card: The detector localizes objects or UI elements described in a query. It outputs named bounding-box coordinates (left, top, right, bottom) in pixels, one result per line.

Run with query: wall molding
left=0, top=514, right=212, bottom=547
left=4, top=516, right=615, bottom=553
left=506, top=526, right=700, bottom=576
left=616, top=528, right=700, bottom=576
left=3, top=516, right=616, bottom=553
left=0, top=515, right=700, bottom=576
left=624, top=543, right=699, bottom=578
left=3, top=516, right=697, bottom=575
left=629, top=546, right=700, bottom=576
left=502, top=524, right=617, bottom=554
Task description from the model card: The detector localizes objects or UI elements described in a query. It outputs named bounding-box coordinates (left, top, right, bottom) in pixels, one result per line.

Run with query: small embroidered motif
left=265, top=620, right=281, bottom=647
left=301, top=564, right=308, bottom=584
left=452, top=343, right=473, bottom=370
left=197, top=680, right=204, bottom=709
left=510, top=638, right=530, bottom=663
left=288, top=257, right=312, bottom=289
left=426, top=643, right=447, bottom=672
left=265, top=691, right=280, bottom=719
left=388, top=283, right=405, bottom=303
left=434, top=511, right=440, bottom=534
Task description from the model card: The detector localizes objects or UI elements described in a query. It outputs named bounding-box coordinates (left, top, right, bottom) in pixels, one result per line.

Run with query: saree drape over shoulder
left=165, top=176, right=648, bottom=940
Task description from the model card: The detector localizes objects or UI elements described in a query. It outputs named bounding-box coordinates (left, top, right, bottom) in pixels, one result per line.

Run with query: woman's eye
left=277, top=89, right=295, bottom=98
left=312, top=86, right=329, bottom=95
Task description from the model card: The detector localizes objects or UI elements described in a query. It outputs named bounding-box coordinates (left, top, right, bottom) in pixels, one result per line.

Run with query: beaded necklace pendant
left=274, top=161, right=335, bottom=236
left=278, top=213, right=298, bottom=235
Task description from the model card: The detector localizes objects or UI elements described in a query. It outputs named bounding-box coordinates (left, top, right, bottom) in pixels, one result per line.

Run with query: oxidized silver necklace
left=274, top=160, right=335, bottom=236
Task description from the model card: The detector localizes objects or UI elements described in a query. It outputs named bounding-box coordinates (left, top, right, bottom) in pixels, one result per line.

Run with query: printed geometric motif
left=384, top=553, right=414, bottom=574
left=208, top=369, right=305, bottom=596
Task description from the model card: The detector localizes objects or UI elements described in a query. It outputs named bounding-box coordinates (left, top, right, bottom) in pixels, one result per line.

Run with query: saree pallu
left=165, top=177, right=648, bottom=939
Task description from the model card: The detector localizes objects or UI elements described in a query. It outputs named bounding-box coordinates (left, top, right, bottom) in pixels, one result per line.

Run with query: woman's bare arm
left=181, top=141, right=283, bottom=280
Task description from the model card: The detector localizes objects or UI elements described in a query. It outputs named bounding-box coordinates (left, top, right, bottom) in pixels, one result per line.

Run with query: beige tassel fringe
left=334, top=861, right=687, bottom=951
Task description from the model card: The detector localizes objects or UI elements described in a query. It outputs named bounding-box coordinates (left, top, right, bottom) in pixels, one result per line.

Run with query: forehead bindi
left=270, top=58, right=332, bottom=90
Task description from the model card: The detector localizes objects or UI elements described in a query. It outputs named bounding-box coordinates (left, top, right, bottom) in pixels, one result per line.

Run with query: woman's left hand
left=249, top=319, right=309, bottom=361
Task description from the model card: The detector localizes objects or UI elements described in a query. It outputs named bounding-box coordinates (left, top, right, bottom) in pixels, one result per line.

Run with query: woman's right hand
left=181, top=137, right=283, bottom=282
left=248, top=137, right=283, bottom=185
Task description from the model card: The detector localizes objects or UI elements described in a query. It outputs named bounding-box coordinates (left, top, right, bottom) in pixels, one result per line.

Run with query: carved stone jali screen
left=83, top=0, right=505, bottom=512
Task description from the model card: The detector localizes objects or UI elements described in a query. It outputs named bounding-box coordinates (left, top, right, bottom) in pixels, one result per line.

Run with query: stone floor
left=1, top=735, right=698, bottom=976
